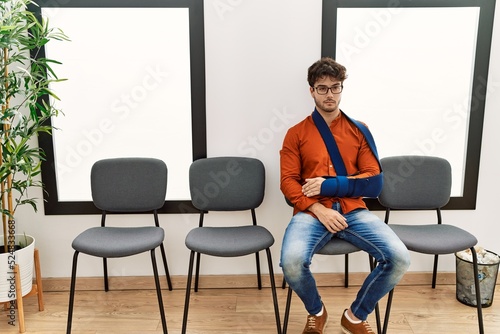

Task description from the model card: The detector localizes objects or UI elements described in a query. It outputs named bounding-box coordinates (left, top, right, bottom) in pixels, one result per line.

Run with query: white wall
left=14, top=0, right=500, bottom=278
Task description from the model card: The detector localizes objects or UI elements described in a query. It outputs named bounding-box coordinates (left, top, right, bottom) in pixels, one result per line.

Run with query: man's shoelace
left=362, top=321, right=375, bottom=334
left=306, top=315, right=317, bottom=328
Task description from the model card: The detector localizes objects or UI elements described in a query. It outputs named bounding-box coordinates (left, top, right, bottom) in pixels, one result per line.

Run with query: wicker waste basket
left=456, top=247, right=499, bottom=307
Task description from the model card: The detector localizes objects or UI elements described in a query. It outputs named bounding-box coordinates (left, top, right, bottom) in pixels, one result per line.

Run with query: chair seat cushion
left=390, top=224, right=477, bottom=254
left=317, top=238, right=360, bottom=255
left=72, top=226, right=164, bottom=258
left=185, top=225, right=274, bottom=257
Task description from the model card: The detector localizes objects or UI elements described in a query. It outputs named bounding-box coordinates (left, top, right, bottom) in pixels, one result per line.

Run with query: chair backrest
left=91, top=157, right=167, bottom=212
left=189, top=157, right=265, bottom=211
left=378, top=155, right=451, bottom=210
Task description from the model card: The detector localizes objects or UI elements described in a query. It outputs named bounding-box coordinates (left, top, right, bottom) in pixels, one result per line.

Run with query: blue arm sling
left=312, top=109, right=383, bottom=198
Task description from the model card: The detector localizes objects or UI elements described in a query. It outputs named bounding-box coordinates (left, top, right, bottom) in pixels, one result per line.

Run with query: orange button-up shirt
left=280, top=111, right=380, bottom=215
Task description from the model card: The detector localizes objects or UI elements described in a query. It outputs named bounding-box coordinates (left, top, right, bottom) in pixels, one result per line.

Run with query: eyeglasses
left=313, top=85, right=343, bottom=95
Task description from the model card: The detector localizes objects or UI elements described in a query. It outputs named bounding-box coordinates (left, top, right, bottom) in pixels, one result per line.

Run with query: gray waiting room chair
left=378, top=155, right=483, bottom=334
left=66, top=157, right=170, bottom=334
left=181, top=156, right=281, bottom=334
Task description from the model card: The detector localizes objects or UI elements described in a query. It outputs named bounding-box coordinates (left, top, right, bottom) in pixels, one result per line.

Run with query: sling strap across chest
left=312, top=108, right=383, bottom=198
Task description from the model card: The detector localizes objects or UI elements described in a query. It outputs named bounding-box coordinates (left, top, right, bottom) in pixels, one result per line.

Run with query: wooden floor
left=1, top=283, right=499, bottom=333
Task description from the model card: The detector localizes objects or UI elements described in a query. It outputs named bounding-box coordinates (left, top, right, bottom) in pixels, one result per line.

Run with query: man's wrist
left=307, top=202, right=324, bottom=215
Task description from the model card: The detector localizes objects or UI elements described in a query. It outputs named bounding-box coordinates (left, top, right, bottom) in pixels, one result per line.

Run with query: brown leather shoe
left=302, top=303, right=328, bottom=334
left=340, top=309, right=375, bottom=334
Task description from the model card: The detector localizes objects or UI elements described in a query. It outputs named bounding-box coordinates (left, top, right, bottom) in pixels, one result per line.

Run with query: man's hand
left=307, top=202, right=347, bottom=233
left=302, top=177, right=325, bottom=197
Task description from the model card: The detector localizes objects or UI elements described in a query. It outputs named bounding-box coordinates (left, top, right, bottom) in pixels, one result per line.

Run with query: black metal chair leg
left=282, top=286, right=293, bottom=334
left=182, top=251, right=196, bottom=334
left=103, top=257, right=109, bottom=291
left=194, top=252, right=201, bottom=292
left=344, top=254, right=349, bottom=287
left=471, top=248, right=484, bottom=334
left=154, top=211, right=172, bottom=291
left=374, top=302, right=381, bottom=334
left=159, top=243, right=173, bottom=291
left=67, top=251, right=79, bottom=334
left=151, top=250, right=168, bottom=333
left=368, top=255, right=382, bottom=334
left=432, top=254, right=439, bottom=288
left=266, top=249, right=282, bottom=334
left=256, top=252, right=262, bottom=289
left=382, top=288, right=394, bottom=334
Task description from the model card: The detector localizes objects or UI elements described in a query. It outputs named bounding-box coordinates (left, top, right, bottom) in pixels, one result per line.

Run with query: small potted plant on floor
left=0, top=0, right=68, bottom=301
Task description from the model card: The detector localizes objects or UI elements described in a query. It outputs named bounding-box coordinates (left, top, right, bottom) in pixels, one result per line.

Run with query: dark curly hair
left=307, top=57, right=347, bottom=87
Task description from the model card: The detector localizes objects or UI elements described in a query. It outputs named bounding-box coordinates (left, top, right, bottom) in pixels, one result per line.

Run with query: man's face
left=310, top=76, right=342, bottom=114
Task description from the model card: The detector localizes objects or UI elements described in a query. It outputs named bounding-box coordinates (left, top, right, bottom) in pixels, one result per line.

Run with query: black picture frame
left=322, top=0, right=496, bottom=210
left=30, top=0, right=206, bottom=214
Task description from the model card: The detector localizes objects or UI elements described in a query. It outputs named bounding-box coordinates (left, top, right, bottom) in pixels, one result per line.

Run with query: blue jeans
left=280, top=203, right=410, bottom=320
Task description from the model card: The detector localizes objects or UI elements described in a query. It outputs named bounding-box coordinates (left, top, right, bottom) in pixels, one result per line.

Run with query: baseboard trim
left=41, top=271, right=469, bottom=292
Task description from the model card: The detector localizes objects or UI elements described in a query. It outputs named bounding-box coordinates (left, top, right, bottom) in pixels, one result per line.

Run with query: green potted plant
left=0, top=0, right=68, bottom=301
